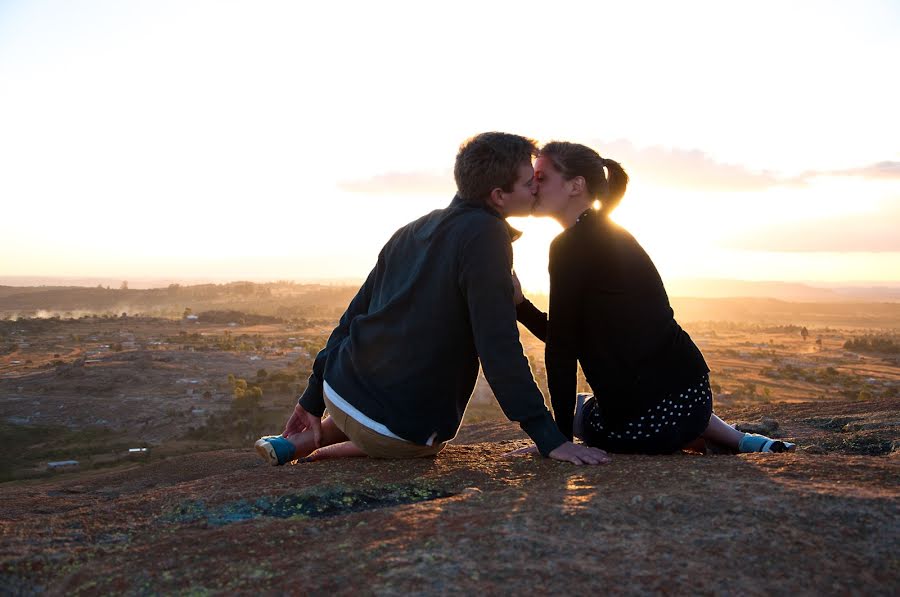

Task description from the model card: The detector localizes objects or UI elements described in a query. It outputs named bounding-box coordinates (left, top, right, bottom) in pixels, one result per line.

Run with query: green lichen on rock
left=160, top=481, right=452, bottom=526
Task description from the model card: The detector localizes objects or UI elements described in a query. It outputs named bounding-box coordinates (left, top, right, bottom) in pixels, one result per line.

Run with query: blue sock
left=265, top=436, right=296, bottom=464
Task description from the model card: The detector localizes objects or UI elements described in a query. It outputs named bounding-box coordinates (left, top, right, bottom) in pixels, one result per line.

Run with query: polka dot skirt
left=580, top=374, right=713, bottom=454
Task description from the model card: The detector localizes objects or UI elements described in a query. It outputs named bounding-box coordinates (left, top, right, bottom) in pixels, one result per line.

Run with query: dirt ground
left=1, top=397, right=897, bottom=595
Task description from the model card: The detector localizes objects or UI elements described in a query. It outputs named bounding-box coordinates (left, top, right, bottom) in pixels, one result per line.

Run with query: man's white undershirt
left=323, top=380, right=409, bottom=442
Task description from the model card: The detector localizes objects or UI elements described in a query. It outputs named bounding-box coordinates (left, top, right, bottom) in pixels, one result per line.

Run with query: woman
left=514, top=141, right=794, bottom=454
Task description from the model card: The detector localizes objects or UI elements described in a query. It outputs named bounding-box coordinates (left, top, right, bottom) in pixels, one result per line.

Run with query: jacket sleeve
left=545, top=240, right=583, bottom=440
left=458, top=221, right=568, bottom=456
left=298, top=263, right=378, bottom=416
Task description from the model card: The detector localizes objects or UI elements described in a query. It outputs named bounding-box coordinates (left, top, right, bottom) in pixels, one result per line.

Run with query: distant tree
left=227, top=373, right=236, bottom=387
left=256, top=368, right=268, bottom=379
left=183, top=307, right=193, bottom=318
left=235, top=378, right=248, bottom=391
left=120, top=281, right=129, bottom=290
left=800, top=327, right=809, bottom=340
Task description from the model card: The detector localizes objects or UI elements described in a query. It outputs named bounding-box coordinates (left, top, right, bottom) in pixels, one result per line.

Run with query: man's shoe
left=254, top=435, right=296, bottom=466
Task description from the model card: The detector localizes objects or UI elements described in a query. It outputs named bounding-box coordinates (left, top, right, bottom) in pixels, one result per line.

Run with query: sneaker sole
left=254, top=439, right=279, bottom=466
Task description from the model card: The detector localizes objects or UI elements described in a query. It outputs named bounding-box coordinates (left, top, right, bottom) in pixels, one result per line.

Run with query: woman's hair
left=539, top=141, right=628, bottom=214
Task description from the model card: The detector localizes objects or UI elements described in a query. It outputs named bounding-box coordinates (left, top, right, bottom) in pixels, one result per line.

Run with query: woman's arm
left=545, top=242, right=582, bottom=440
left=513, top=271, right=548, bottom=341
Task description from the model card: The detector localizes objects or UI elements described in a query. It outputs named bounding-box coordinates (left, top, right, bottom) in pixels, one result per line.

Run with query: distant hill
left=0, top=281, right=358, bottom=320
left=1, top=280, right=898, bottom=328
left=665, top=279, right=900, bottom=302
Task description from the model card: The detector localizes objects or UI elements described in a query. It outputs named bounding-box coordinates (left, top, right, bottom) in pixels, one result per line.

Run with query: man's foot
left=738, top=433, right=796, bottom=453
left=254, top=435, right=296, bottom=466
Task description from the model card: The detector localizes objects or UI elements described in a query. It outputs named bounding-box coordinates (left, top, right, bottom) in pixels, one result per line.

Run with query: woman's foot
left=573, top=393, right=591, bottom=440
left=738, top=433, right=796, bottom=453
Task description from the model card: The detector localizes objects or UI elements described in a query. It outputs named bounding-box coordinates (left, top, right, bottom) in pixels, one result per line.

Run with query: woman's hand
left=511, top=270, right=525, bottom=305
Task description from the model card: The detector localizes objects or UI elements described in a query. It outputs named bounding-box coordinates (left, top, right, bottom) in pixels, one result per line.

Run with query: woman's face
left=532, top=156, right=570, bottom=217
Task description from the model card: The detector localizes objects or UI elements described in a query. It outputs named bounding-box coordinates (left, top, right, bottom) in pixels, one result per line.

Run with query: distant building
left=47, top=460, right=79, bottom=471
left=127, top=448, right=150, bottom=459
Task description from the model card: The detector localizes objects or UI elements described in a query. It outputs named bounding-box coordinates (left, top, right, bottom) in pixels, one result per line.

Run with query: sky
left=1, top=0, right=899, bottom=293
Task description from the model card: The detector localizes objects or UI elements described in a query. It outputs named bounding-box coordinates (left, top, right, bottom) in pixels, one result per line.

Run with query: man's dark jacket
left=298, top=195, right=567, bottom=456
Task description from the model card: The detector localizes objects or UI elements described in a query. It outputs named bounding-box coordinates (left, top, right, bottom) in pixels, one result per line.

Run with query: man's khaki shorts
left=323, top=394, right=445, bottom=459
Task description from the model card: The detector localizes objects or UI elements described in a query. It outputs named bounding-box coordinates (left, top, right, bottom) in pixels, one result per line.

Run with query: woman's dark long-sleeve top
left=517, top=209, right=709, bottom=440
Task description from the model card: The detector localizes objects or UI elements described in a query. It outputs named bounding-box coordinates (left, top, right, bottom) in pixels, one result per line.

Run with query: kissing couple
left=256, top=132, right=794, bottom=468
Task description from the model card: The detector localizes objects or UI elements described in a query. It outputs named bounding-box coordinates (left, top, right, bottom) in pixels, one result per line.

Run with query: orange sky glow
left=1, top=0, right=898, bottom=293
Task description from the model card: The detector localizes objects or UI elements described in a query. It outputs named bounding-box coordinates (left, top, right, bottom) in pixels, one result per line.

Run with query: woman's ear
left=570, top=176, right=586, bottom=197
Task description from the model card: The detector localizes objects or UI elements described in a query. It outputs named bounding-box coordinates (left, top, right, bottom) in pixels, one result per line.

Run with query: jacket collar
left=450, top=194, right=523, bottom=242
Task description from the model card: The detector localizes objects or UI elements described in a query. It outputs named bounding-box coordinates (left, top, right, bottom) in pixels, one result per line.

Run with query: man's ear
left=486, top=188, right=505, bottom=213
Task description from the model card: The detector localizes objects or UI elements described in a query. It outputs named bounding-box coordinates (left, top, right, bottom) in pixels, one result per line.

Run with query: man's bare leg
left=303, top=441, right=368, bottom=462
left=286, top=416, right=353, bottom=459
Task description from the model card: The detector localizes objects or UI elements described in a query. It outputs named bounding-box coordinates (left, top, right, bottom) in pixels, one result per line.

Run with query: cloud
left=822, top=161, right=900, bottom=179
left=338, top=141, right=899, bottom=198
left=338, top=171, right=454, bottom=196
left=592, top=140, right=900, bottom=190
left=596, top=139, right=791, bottom=192
left=725, top=200, right=900, bottom=252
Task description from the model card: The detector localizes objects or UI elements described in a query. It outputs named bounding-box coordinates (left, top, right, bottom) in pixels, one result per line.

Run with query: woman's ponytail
left=599, top=158, right=629, bottom=215
left=539, top=142, right=629, bottom=216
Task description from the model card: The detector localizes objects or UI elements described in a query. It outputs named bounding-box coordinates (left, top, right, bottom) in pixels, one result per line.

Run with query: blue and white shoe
left=739, top=433, right=796, bottom=453
left=254, top=435, right=296, bottom=466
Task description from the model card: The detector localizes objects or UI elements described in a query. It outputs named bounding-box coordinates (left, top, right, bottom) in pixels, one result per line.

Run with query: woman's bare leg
left=286, top=416, right=351, bottom=459
left=701, top=412, right=744, bottom=450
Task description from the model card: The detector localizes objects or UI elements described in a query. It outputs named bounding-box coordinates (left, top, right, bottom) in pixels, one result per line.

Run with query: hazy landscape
left=3, top=0, right=899, bottom=593
left=0, top=280, right=897, bottom=593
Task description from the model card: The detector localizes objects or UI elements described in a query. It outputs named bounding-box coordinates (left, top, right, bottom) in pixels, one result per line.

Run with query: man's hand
left=548, top=442, right=611, bottom=465
left=504, top=444, right=540, bottom=456
left=511, top=270, right=525, bottom=305
left=504, top=442, right=611, bottom=465
left=282, top=403, right=322, bottom=448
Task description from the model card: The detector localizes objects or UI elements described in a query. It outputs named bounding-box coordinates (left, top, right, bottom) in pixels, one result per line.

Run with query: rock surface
left=1, top=397, right=898, bottom=595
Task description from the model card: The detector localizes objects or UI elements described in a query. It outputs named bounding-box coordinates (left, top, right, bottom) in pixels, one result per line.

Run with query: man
left=255, top=132, right=610, bottom=466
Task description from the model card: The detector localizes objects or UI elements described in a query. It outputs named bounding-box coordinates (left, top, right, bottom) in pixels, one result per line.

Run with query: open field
left=1, top=283, right=898, bottom=482
left=0, top=283, right=898, bottom=593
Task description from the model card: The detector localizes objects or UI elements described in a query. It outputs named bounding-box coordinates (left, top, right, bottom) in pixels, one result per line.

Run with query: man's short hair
left=454, top=132, right=538, bottom=204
